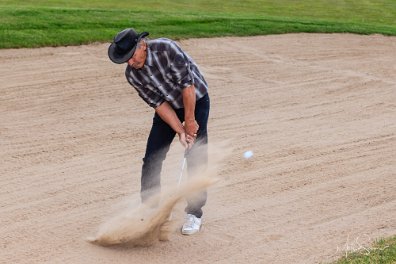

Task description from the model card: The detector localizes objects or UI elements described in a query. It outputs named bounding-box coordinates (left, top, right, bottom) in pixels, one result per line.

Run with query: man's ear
left=142, top=40, right=147, bottom=50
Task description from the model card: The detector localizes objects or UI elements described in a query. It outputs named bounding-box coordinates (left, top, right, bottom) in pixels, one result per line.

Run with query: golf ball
left=243, top=150, right=253, bottom=159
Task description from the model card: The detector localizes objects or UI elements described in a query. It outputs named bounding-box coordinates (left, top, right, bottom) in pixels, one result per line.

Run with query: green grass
left=334, top=236, right=396, bottom=264
left=0, top=0, right=395, bottom=48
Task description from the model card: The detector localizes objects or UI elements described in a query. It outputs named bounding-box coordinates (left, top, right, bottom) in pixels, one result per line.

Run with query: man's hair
left=137, top=38, right=147, bottom=49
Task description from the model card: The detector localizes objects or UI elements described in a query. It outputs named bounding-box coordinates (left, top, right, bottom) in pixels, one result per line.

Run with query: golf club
left=177, top=149, right=189, bottom=188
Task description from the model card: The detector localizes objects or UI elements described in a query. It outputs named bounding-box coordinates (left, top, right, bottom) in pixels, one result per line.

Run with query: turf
left=333, top=236, right=396, bottom=264
left=0, top=0, right=395, bottom=48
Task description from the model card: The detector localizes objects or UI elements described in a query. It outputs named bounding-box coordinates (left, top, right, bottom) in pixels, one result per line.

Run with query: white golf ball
left=243, top=150, right=254, bottom=159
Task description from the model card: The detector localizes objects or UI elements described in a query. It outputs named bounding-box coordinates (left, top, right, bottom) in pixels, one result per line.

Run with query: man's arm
left=155, top=101, right=192, bottom=148
left=182, top=85, right=199, bottom=139
left=162, top=41, right=198, bottom=145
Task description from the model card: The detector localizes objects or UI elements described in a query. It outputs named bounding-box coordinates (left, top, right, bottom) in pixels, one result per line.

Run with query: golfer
left=108, top=28, right=210, bottom=235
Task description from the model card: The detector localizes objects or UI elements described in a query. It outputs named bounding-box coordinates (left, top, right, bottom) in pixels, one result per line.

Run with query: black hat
left=108, top=28, right=149, bottom=64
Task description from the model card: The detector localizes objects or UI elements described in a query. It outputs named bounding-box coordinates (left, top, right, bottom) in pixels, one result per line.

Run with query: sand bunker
left=1, top=34, right=395, bottom=263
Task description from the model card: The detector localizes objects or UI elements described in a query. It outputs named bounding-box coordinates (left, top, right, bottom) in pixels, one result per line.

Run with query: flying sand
left=87, top=176, right=218, bottom=246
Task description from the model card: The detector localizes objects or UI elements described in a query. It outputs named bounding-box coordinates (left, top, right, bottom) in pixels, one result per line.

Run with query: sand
left=87, top=147, right=226, bottom=247
left=87, top=176, right=218, bottom=247
left=0, top=33, right=395, bottom=263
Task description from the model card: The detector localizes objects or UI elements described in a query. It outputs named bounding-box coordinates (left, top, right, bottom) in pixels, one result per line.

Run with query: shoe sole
left=181, top=225, right=202, bottom=235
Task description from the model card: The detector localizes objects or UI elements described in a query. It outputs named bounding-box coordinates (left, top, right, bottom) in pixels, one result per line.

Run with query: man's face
left=127, top=41, right=147, bottom=69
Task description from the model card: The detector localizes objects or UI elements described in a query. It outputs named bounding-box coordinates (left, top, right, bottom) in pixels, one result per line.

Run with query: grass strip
left=1, top=7, right=395, bottom=48
left=334, top=236, right=396, bottom=264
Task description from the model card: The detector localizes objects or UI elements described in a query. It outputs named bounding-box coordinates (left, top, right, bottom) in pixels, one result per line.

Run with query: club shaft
left=177, top=157, right=187, bottom=187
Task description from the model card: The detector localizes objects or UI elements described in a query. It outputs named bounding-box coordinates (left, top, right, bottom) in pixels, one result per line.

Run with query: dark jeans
left=141, top=93, right=210, bottom=218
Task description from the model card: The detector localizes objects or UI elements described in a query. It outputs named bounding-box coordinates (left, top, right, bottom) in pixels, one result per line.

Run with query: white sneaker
left=181, top=214, right=202, bottom=235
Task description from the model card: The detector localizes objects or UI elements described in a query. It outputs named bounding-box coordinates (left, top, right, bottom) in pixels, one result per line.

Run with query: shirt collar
left=145, top=45, right=154, bottom=67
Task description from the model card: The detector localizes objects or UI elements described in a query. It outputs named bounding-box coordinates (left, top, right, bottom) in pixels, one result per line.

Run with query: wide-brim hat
left=108, top=28, right=149, bottom=64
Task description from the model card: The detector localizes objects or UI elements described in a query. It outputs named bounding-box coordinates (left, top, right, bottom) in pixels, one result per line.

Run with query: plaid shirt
left=125, top=38, right=208, bottom=109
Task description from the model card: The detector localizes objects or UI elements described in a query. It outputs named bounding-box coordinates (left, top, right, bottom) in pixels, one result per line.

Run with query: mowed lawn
left=0, top=0, right=395, bottom=48
left=334, top=236, right=396, bottom=264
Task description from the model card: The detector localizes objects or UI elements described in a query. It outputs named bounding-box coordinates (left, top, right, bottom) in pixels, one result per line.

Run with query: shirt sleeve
left=168, top=41, right=194, bottom=90
left=125, top=69, right=165, bottom=108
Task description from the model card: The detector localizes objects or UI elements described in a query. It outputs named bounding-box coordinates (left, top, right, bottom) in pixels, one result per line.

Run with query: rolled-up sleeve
left=169, top=42, right=194, bottom=89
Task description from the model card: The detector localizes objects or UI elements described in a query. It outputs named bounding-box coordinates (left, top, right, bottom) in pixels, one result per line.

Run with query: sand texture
left=0, top=33, right=395, bottom=263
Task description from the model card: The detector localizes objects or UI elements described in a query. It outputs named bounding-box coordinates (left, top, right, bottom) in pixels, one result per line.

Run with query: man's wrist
left=185, top=119, right=195, bottom=123
left=176, top=128, right=186, bottom=135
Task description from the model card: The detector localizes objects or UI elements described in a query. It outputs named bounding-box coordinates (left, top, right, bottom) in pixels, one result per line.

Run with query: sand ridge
left=0, top=33, right=395, bottom=263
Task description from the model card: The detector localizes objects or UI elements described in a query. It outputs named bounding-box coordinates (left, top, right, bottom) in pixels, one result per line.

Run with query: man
left=108, top=28, right=210, bottom=235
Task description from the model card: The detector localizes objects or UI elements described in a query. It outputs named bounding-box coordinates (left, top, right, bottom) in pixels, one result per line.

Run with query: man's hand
left=178, top=132, right=194, bottom=149
left=184, top=119, right=199, bottom=138
left=155, top=101, right=197, bottom=150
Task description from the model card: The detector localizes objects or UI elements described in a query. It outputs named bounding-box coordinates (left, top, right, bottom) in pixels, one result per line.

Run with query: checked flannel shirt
left=125, top=38, right=208, bottom=109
